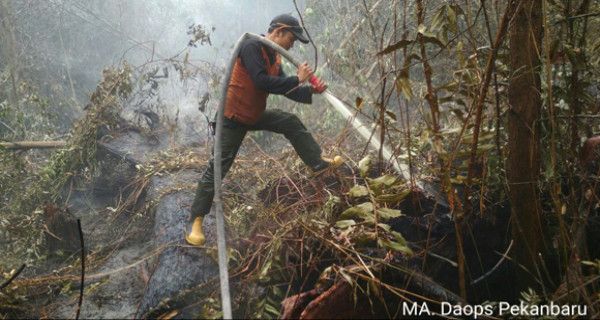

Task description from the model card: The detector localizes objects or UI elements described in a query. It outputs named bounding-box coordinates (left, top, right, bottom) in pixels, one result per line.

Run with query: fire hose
left=214, top=32, right=413, bottom=319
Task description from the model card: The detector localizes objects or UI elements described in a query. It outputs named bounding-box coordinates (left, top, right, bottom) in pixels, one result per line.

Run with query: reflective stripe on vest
left=224, top=47, right=281, bottom=125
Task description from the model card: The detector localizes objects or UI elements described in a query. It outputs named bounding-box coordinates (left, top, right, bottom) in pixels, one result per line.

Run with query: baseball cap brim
left=270, top=14, right=310, bottom=44
left=288, top=26, right=309, bottom=44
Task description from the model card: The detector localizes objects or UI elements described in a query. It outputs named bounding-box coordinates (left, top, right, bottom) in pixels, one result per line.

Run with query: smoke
left=8, top=0, right=311, bottom=140
left=53, top=0, right=309, bottom=83
left=65, top=0, right=309, bottom=143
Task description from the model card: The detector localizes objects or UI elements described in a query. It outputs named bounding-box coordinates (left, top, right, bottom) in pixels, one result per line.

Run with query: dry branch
left=0, top=140, right=138, bottom=166
left=0, top=264, right=26, bottom=291
left=0, top=141, right=67, bottom=149
left=465, top=0, right=519, bottom=198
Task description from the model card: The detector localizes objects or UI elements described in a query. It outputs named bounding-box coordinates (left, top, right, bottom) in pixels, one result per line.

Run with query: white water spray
left=322, top=91, right=408, bottom=177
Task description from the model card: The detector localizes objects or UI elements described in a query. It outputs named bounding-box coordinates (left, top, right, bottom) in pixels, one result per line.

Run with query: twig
left=566, top=11, right=600, bottom=20
left=409, top=243, right=458, bottom=268
left=319, top=0, right=385, bottom=72
left=471, top=240, right=514, bottom=285
left=415, top=0, right=441, bottom=146
left=43, top=223, right=63, bottom=241
left=465, top=0, right=519, bottom=204
left=480, top=0, right=503, bottom=160
left=0, top=119, right=17, bottom=135
left=75, top=219, right=85, bottom=320
left=353, top=245, right=376, bottom=279
left=293, top=0, right=318, bottom=71
left=557, top=115, right=600, bottom=119
left=0, top=263, right=26, bottom=290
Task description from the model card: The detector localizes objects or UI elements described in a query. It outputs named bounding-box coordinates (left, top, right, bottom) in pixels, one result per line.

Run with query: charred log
left=135, top=172, right=218, bottom=317
left=43, top=203, right=80, bottom=255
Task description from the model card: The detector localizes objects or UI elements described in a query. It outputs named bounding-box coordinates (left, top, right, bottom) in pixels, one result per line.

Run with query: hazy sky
left=95, top=0, right=309, bottom=66
left=8, top=0, right=311, bottom=116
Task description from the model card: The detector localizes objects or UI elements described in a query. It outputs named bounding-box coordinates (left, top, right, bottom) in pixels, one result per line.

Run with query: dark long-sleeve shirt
left=238, top=37, right=312, bottom=104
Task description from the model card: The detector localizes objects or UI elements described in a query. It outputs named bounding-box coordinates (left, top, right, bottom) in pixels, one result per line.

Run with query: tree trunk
left=507, top=0, right=545, bottom=291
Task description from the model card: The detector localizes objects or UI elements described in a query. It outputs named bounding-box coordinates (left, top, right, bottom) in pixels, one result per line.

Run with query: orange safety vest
left=224, top=47, right=281, bottom=125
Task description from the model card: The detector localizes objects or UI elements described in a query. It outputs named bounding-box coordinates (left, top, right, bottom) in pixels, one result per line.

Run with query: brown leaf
left=377, top=39, right=413, bottom=56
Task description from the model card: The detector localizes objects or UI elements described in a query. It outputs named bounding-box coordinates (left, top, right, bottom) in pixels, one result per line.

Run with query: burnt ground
left=12, top=124, right=598, bottom=319
left=42, top=129, right=220, bottom=319
left=257, top=164, right=518, bottom=315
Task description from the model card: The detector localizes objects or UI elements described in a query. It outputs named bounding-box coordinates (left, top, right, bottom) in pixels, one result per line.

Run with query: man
left=186, top=14, right=340, bottom=246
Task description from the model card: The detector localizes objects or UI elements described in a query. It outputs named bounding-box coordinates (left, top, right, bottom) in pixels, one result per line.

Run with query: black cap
left=269, top=14, right=309, bottom=44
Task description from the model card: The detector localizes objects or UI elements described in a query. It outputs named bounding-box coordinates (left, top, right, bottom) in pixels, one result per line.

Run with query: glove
left=309, top=75, right=327, bottom=94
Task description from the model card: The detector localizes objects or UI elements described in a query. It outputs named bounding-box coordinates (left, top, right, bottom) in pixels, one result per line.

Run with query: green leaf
left=335, top=219, right=357, bottom=229
left=421, top=32, right=445, bottom=48
left=447, top=5, right=458, bottom=33
left=438, top=81, right=458, bottom=92
left=347, top=185, right=369, bottom=198
left=259, top=259, right=272, bottom=280
left=456, top=41, right=465, bottom=67
left=357, top=202, right=374, bottom=212
left=391, top=231, right=408, bottom=245
left=339, top=268, right=355, bottom=285
left=396, top=76, right=413, bottom=100
left=367, top=175, right=397, bottom=191
left=376, top=189, right=411, bottom=204
left=340, top=202, right=374, bottom=220
left=378, top=238, right=413, bottom=255
left=265, top=303, right=280, bottom=316
left=430, top=6, right=447, bottom=31
left=358, top=155, right=372, bottom=177
left=377, top=207, right=403, bottom=220
left=377, top=223, right=391, bottom=232
left=354, top=231, right=377, bottom=245
left=450, top=175, right=467, bottom=184
left=378, top=39, right=413, bottom=56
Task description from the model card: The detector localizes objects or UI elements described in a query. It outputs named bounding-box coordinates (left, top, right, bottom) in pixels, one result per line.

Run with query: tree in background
left=507, top=0, right=546, bottom=291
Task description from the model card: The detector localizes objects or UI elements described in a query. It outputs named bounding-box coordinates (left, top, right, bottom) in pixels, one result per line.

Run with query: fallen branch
left=0, top=141, right=66, bottom=149
left=0, top=263, right=26, bottom=291
left=0, top=140, right=138, bottom=167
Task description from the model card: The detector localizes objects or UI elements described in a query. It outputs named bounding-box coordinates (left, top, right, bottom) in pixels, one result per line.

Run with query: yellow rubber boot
left=313, top=155, right=344, bottom=176
left=323, top=155, right=344, bottom=167
left=185, top=217, right=205, bottom=246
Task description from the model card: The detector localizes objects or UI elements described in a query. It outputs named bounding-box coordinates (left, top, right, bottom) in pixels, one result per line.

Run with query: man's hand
left=309, top=76, right=327, bottom=94
left=297, top=62, right=313, bottom=83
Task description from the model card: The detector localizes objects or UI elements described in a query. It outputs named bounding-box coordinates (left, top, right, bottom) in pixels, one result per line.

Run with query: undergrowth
left=193, top=155, right=419, bottom=318
left=1, top=64, right=133, bottom=264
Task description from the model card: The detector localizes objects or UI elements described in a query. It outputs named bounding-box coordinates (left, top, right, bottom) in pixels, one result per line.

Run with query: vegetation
left=1, top=0, right=600, bottom=318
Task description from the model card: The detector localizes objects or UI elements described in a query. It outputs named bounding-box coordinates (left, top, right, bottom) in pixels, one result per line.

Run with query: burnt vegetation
left=1, top=0, right=600, bottom=319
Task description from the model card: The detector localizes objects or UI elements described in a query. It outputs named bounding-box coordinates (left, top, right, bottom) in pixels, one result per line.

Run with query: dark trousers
left=190, top=109, right=323, bottom=219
